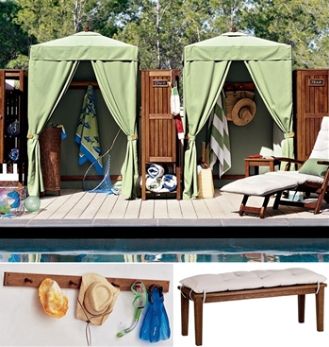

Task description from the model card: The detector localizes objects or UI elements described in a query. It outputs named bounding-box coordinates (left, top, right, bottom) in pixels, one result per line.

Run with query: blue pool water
left=0, top=238, right=328, bottom=262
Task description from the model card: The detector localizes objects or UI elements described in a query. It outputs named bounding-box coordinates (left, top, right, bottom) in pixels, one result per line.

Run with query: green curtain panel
left=244, top=60, right=294, bottom=159
left=92, top=61, right=139, bottom=199
left=183, top=61, right=231, bottom=199
left=27, top=60, right=78, bottom=196
left=26, top=32, right=138, bottom=198
left=183, top=32, right=293, bottom=199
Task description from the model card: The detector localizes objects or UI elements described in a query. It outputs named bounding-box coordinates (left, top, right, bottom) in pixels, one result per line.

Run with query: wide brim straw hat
left=231, top=98, right=256, bottom=126
left=39, top=278, right=69, bottom=319
left=76, top=273, right=120, bottom=326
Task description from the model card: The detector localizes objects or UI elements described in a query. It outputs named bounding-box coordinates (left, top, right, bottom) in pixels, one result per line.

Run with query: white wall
left=173, top=262, right=329, bottom=347
left=0, top=263, right=173, bottom=347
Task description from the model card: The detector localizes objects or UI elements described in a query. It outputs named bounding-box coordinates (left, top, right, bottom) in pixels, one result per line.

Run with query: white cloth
left=209, top=92, right=231, bottom=177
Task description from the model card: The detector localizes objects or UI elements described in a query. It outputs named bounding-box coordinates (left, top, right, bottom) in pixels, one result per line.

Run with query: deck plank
left=179, top=199, right=197, bottom=219
left=139, top=199, right=154, bottom=219
left=63, top=192, right=93, bottom=219
left=16, top=195, right=58, bottom=220
left=125, top=199, right=142, bottom=219
left=192, top=198, right=212, bottom=218
left=167, top=199, right=182, bottom=218
left=32, top=194, right=74, bottom=220
left=108, top=194, right=129, bottom=219
left=93, top=195, right=119, bottom=219
left=79, top=193, right=108, bottom=219
left=154, top=200, right=168, bottom=219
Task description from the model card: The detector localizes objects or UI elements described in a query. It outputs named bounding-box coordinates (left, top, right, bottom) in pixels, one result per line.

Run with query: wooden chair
left=220, top=116, right=329, bottom=217
left=272, top=116, right=329, bottom=214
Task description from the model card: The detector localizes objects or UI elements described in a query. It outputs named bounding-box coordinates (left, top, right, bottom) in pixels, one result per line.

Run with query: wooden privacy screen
left=140, top=69, right=183, bottom=200
left=294, top=69, right=329, bottom=161
left=0, top=69, right=28, bottom=183
left=3, top=272, right=170, bottom=292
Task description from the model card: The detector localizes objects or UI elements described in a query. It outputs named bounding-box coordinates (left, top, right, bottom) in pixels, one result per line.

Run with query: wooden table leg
left=316, top=285, right=325, bottom=331
left=244, top=161, right=250, bottom=177
left=298, top=294, right=305, bottom=323
left=239, top=195, right=249, bottom=216
left=181, top=291, right=189, bottom=336
left=260, top=195, right=270, bottom=218
left=194, top=296, right=203, bottom=346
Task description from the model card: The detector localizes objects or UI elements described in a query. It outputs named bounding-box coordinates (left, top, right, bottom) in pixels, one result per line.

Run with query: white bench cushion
left=220, top=174, right=298, bottom=196
left=180, top=268, right=327, bottom=293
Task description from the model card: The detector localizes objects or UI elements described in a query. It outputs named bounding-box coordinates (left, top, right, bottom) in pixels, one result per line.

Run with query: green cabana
left=27, top=31, right=138, bottom=199
left=183, top=32, right=294, bottom=199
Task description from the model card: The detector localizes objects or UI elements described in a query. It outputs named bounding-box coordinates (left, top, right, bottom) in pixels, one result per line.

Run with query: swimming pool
left=1, top=238, right=328, bottom=262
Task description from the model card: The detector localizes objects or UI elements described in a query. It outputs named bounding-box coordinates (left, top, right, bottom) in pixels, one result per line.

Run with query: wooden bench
left=178, top=268, right=327, bottom=346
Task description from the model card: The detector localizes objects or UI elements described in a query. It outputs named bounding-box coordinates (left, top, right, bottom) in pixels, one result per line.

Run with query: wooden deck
left=1, top=189, right=328, bottom=227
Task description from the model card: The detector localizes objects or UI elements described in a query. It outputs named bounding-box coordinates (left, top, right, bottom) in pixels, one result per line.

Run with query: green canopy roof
left=30, top=31, right=138, bottom=61
left=184, top=32, right=291, bottom=61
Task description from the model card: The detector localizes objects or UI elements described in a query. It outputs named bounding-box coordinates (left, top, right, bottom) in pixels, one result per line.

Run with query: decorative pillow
left=299, top=158, right=328, bottom=177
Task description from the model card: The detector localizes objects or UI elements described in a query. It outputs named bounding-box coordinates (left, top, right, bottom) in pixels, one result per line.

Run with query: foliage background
left=1, top=0, right=328, bottom=69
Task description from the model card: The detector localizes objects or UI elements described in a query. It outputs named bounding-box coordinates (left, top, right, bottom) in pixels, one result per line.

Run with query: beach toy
left=24, top=196, right=41, bottom=212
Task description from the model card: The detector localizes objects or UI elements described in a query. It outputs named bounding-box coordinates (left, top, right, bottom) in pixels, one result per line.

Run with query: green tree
left=241, top=0, right=329, bottom=68
left=114, top=0, right=196, bottom=69
left=0, top=0, right=30, bottom=68
left=14, top=0, right=95, bottom=43
left=86, top=0, right=132, bottom=37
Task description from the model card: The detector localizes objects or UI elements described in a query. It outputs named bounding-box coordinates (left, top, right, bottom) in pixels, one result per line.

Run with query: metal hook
left=69, top=280, right=79, bottom=287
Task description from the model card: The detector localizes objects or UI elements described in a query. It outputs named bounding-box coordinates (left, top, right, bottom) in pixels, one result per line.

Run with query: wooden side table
left=244, top=157, right=280, bottom=177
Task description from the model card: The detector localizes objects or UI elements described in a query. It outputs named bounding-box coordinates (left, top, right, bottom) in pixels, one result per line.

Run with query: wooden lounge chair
left=220, top=116, right=329, bottom=218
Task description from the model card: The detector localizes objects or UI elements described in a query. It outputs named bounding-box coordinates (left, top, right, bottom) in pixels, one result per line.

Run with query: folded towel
left=147, top=163, right=165, bottom=179
left=75, top=85, right=103, bottom=175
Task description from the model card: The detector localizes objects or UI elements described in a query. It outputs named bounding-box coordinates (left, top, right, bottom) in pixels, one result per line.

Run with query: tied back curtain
left=27, top=60, right=78, bottom=196
left=245, top=60, right=294, bottom=159
left=92, top=61, right=138, bottom=199
left=183, top=60, right=231, bottom=199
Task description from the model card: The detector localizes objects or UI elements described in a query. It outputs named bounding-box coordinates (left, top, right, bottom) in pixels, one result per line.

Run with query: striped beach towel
left=75, top=85, right=103, bottom=175
left=208, top=92, right=231, bottom=178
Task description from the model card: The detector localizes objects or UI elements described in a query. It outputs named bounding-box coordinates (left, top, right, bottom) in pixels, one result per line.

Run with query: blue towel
left=75, top=85, right=103, bottom=175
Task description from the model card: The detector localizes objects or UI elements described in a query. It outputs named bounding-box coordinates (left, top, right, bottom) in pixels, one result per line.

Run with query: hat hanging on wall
left=231, top=98, right=256, bottom=126
left=76, top=273, right=120, bottom=326
left=38, top=278, right=69, bottom=318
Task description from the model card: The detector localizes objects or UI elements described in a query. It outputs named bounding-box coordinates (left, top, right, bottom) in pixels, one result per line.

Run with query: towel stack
left=145, top=164, right=177, bottom=193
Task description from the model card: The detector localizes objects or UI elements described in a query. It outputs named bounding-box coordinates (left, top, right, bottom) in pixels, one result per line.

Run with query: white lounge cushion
left=220, top=174, right=298, bottom=196
left=310, top=116, right=329, bottom=160
left=265, top=171, right=324, bottom=185
left=180, top=268, right=327, bottom=293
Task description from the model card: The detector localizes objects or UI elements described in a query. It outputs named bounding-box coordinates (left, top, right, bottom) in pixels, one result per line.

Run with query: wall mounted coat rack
left=3, top=272, right=170, bottom=292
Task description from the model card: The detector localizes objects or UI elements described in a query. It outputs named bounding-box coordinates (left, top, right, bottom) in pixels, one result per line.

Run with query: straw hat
left=38, top=278, right=68, bottom=319
left=231, top=98, right=256, bottom=126
left=76, top=273, right=120, bottom=326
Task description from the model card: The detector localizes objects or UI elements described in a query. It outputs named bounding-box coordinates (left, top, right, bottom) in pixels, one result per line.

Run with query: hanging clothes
left=208, top=91, right=231, bottom=178
left=75, top=85, right=103, bottom=175
left=171, top=86, right=184, bottom=144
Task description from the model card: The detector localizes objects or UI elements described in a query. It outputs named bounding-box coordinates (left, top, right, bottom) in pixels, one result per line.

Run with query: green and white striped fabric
left=208, top=92, right=231, bottom=177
